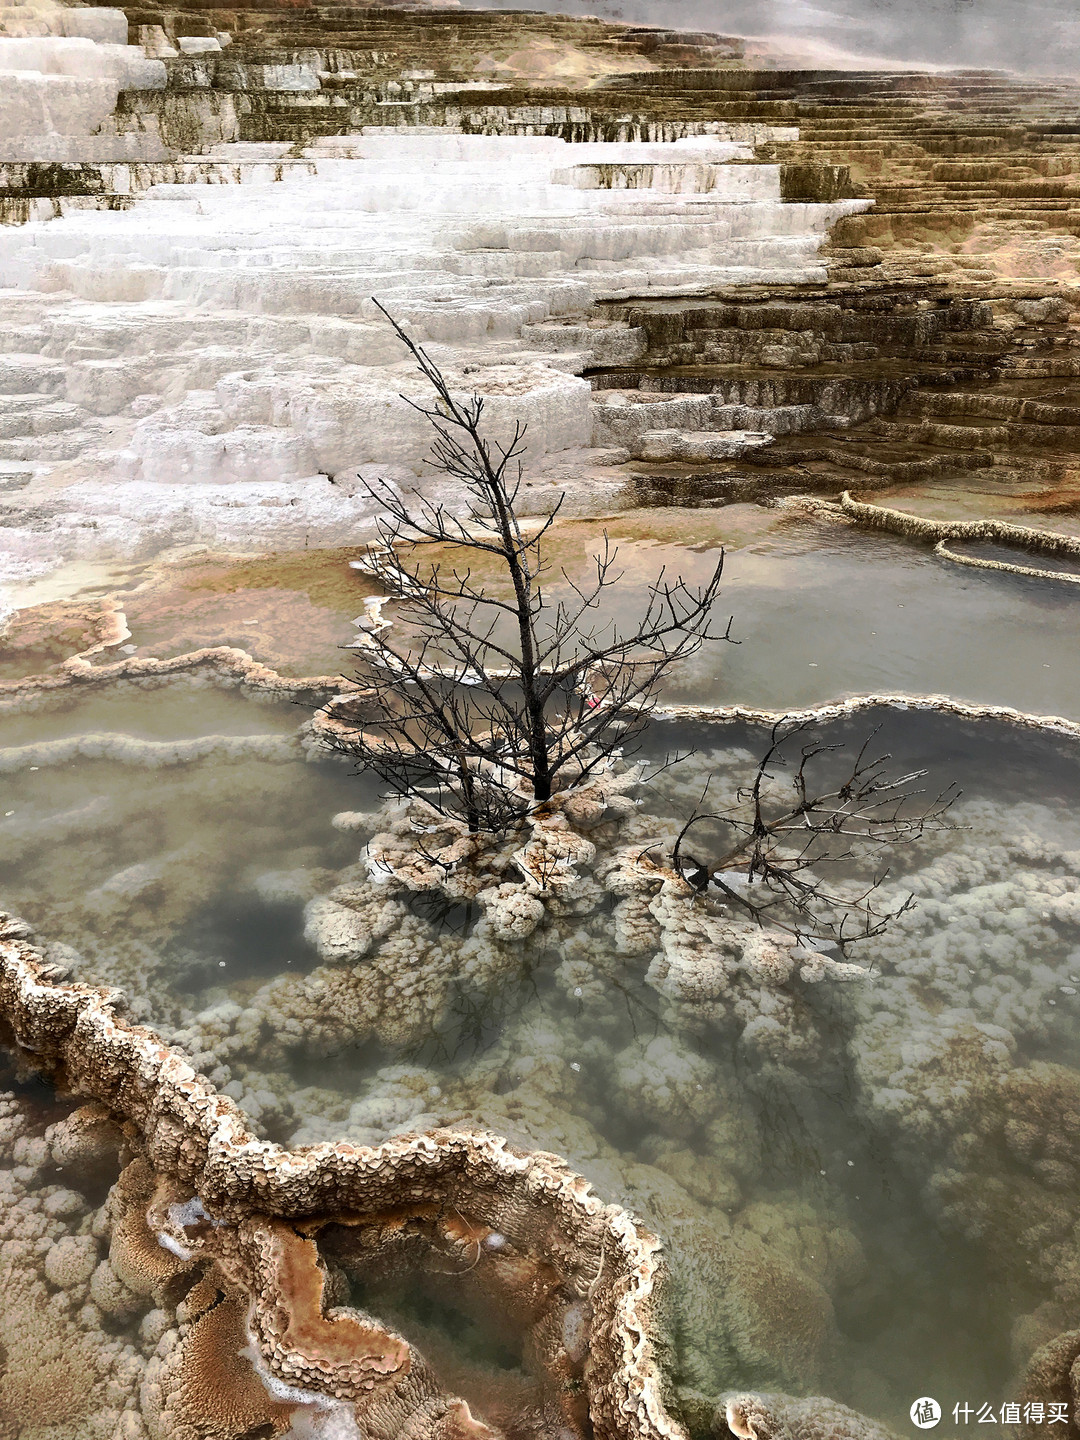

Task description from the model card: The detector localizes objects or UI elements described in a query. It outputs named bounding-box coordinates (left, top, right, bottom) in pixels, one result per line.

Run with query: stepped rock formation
left=2, top=0, right=1079, bottom=599
left=0, top=10, right=865, bottom=587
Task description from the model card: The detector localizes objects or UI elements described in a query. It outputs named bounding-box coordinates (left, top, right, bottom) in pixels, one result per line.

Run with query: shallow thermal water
left=0, top=677, right=365, bottom=1025
left=684, top=533, right=1079, bottom=715
left=3, top=679, right=1080, bottom=1434
left=0, top=677, right=307, bottom=749
left=404, top=513, right=1080, bottom=720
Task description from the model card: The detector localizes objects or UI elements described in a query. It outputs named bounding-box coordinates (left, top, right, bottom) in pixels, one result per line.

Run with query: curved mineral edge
left=0, top=910, right=687, bottom=1440
left=6, top=633, right=1080, bottom=750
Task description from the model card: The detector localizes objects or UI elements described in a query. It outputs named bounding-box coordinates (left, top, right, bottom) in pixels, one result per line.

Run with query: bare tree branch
left=669, top=720, right=960, bottom=952
left=325, top=303, right=733, bottom=832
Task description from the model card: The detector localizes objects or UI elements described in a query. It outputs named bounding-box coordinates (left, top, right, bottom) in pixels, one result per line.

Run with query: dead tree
left=328, top=303, right=732, bottom=832
left=670, top=720, right=960, bottom=954
left=330, top=308, right=956, bottom=953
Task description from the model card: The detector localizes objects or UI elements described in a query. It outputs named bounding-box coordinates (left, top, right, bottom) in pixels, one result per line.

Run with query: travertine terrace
left=3, top=0, right=1079, bottom=597
left=3, top=3, right=1080, bottom=1439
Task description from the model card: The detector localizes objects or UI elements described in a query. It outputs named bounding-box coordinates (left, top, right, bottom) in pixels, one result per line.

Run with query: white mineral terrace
left=0, top=3, right=169, bottom=160
left=0, top=13, right=870, bottom=599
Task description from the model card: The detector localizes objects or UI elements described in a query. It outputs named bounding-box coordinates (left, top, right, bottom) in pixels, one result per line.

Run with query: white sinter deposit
left=0, top=3, right=168, bottom=163
left=0, top=77, right=871, bottom=598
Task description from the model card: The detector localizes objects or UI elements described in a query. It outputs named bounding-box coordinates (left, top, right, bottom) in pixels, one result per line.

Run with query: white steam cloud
left=464, top=0, right=1079, bottom=78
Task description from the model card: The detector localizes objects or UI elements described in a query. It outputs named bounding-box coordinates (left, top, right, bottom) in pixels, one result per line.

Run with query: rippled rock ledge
left=0, top=910, right=674, bottom=1438
left=0, top=907, right=916, bottom=1440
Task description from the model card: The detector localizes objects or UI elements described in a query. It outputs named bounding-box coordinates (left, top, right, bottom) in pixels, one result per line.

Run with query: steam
left=462, top=0, right=1080, bottom=78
